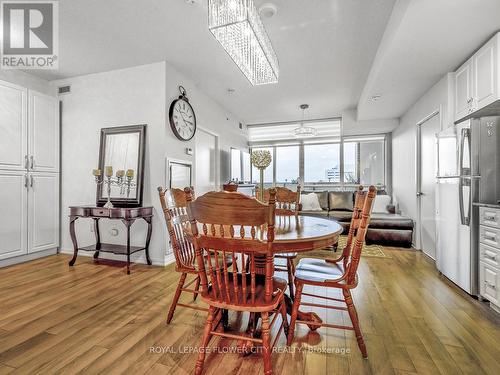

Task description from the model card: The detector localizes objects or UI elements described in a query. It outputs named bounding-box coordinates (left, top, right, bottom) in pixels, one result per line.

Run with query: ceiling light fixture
left=294, top=104, right=317, bottom=138
left=208, top=0, right=279, bottom=85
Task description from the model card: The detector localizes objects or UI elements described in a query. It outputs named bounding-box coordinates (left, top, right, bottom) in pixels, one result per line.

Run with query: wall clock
left=169, top=85, right=197, bottom=141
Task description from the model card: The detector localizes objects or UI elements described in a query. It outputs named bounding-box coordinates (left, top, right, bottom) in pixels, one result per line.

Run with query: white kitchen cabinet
left=479, top=206, right=500, bottom=312
left=0, top=170, right=28, bottom=260
left=28, top=173, right=59, bottom=253
left=474, top=34, right=498, bottom=111
left=454, top=32, right=500, bottom=122
left=0, top=79, right=59, bottom=264
left=0, top=81, right=27, bottom=171
left=28, top=91, right=59, bottom=172
left=455, top=58, right=474, bottom=121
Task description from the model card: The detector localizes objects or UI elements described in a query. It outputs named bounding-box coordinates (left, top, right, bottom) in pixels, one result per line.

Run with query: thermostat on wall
left=185, top=148, right=193, bottom=155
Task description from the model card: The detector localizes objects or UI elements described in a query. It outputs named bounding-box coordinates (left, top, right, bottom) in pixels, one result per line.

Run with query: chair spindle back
left=185, top=189, right=278, bottom=305
left=158, top=186, right=196, bottom=270
left=256, top=186, right=301, bottom=216
left=345, top=186, right=377, bottom=284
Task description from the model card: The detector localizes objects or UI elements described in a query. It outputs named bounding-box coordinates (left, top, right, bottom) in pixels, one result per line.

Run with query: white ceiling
left=357, top=0, right=500, bottom=120
left=32, top=0, right=396, bottom=124
left=29, top=0, right=500, bottom=125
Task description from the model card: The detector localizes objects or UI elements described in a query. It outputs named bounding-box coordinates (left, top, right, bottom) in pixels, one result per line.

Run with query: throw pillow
left=372, top=194, right=392, bottom=213
left=301, top=193, right=323, bottom=211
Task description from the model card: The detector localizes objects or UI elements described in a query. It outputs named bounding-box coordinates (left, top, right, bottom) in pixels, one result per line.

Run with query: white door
left=0, top=80, right=27, bottom=171
left=418, top=113, right=440, bottom=259
left=28, top=172, right=59, bottom=253
left=0, top=170, right=28, bottom=260
left=28, top=90, right=59, bottom=172
left=195, top=129, right=217, bottom=196
left=455, top=59, right=473, bottom=121
left=474, top=36, right=498, bottom=111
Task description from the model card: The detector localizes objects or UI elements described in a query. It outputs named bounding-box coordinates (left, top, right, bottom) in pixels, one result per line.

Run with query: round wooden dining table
left=272, top=215, right=343, bottom=254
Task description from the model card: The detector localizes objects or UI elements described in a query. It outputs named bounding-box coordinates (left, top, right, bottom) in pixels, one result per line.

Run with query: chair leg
left=287, top=282, right=303, bottom=345
left=286, top=258, right=295, bottom=298
left=261, top=311, right=273, bottom=375
left=195, top=306, right=216, bottom=375
left=280, top=298, right=289, bottom=339
left=343, top=289, right=367, bottom=358
left=167, top=272, right=187, bottom=324
left=193, top=275, right=201, bottom=302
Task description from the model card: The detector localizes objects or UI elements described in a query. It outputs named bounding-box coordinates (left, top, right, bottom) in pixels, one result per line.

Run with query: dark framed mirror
left=96, top=124, right=146, bottom=207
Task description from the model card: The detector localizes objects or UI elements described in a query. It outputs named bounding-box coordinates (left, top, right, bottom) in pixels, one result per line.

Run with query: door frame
left=415, top=107, right=442, bottom=252
left=195, top=126, right=220, bottom=192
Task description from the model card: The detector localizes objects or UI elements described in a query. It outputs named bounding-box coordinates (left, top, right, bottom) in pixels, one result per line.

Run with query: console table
left=68, top=206, right=153, bottom=274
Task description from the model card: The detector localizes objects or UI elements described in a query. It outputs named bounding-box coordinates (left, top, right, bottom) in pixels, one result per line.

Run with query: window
left=251, top=147, right=274, bottom=184
left=304, top=143, right=340, bottom=183
left=359, top=140, right=385, bottom=185
left=242, top=151, right=251, bottom=182
left=230, top=148, right=241, bottom=181
left=276, top=145, right=299, bottom=188
left=344, top=138, right=386, bottom=186
left=247, top=120, right=388, bottom=189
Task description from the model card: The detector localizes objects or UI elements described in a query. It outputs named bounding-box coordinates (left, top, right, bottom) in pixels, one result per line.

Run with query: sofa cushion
left=302, top=191, right=329, bottom=211
left=369, top=213, right=414, bottom=230
left=328, top=210, right=353, bottom=222
left=301, top=193, right=322, bottom=211
left=329, top=192, right=354, bottom=211
left=366, top=228, right=413, bottom=248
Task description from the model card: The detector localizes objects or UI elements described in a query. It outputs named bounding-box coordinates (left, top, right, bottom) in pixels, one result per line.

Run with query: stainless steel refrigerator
left=436, top=116, right=500, bottom=296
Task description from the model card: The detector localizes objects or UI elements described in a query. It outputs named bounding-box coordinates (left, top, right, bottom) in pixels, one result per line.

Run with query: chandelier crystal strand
left=208, top=0, right=279, bottom=85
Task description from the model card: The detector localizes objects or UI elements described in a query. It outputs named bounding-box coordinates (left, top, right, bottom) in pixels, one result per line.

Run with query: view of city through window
left=250, top=138, right=385, bottom=187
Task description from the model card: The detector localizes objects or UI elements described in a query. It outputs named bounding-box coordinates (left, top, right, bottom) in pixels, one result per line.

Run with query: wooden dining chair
left=287, top=185, right=377, bottom=359
left=185, top=189, right=288, bottom=375
left=257, top=186, right=301, bottom=298
left=222, top=182, right=238, bottom=192
left=158, top=186, right=207, bottom=324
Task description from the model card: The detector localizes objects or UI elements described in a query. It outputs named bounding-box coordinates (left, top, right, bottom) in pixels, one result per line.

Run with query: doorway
left=417, top=111, right=441, bottom=259
left=195, top=128, right=218, bottom=196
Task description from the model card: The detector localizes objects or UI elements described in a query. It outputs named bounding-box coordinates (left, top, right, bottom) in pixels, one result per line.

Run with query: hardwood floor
left=0, top=250, right=499, bottom=374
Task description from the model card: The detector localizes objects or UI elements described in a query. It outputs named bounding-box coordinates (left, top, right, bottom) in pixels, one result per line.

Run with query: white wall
left=53, top=61, right=247, bottom=266
left=392, top=73, right=454, bottom=247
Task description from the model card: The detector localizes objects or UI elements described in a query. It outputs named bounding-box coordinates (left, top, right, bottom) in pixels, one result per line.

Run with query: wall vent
left=58, top=85, right=71, bottom=95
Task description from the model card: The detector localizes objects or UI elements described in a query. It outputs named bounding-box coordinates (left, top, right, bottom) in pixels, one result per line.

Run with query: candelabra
left=93, top=167, right=135, bottom=208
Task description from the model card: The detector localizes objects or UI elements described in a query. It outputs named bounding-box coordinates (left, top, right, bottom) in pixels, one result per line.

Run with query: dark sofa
left=300, top=190, right=414, bottom=248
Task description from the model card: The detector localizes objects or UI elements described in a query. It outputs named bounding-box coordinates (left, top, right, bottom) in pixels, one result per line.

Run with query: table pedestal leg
left=69, top=216, right=78, bottom=266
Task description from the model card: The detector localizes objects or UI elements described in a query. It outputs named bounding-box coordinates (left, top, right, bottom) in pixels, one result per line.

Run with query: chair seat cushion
left=275, top=252, right=298, bottom=259
left=295, top=257, right=345, bottom=283
left=201, top=274, right=287, bottom=312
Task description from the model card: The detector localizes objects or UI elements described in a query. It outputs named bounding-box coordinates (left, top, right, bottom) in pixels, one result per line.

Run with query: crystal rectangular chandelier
left=208, top=0, right=279, bottom=85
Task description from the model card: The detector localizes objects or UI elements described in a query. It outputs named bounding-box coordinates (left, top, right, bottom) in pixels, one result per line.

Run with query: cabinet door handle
left=467, top=97, right=473, bottom=103
left=24, top=155, right=29, bottom=170
left=24, top=175, right=29, bottom=188
left=30, top=156, right=34, bottom=170
left=484, top=232, right=497, bottom=242
left=30, top=175, right=34, bottom=188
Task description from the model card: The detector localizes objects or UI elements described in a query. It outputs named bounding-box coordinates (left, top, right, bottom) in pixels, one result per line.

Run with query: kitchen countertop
left=473, top=202, right=500, bottom=209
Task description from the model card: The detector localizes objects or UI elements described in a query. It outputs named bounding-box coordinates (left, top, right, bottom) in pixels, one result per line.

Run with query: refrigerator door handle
left=459, top=128, right=471, bottom=176
left=459, top=178, right=471, bottom=226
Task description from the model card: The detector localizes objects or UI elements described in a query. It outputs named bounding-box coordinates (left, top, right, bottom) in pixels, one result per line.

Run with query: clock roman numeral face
left=172, top=99, right=195, bottom=140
